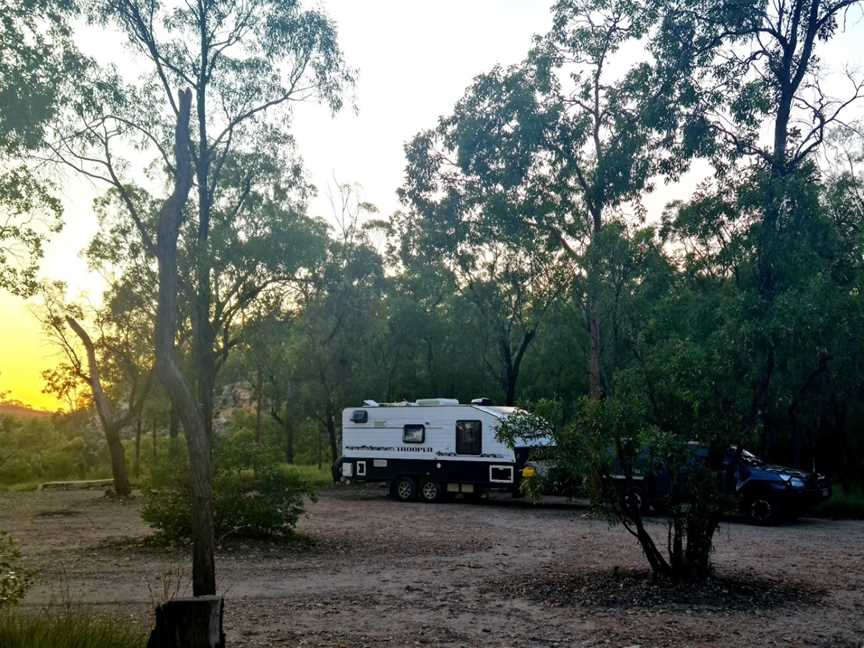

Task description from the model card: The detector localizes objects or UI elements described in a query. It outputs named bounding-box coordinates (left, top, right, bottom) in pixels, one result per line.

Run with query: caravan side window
left=456, top=420, right=482, bottom=455
left=403, top=424, right=425, bottom=444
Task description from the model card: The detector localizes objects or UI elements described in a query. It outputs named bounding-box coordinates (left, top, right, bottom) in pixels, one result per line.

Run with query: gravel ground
left=2, top=484, right=863, bottom=647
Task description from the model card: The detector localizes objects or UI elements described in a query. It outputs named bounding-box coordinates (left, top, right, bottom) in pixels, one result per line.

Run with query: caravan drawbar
left=333, top=398, right=552, bottom=502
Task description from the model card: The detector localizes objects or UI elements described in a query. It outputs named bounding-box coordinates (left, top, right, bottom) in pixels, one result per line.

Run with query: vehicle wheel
left=622, top=487, right=648, bottom=515
left=746, top=497, right=779, bottom=525
left=393, top=476, right=417, bottom=502
left=419, top=479, right=442, bottom=503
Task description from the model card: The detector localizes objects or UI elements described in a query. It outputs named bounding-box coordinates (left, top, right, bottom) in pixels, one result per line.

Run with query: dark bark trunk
left=325, top=409, right=338, bottom=465
left=148, top=595, right=224, bottom=648
left=752, top=0, right=824, bottom=452
left=152, top=419, right=158, bottom=461
left=153, top=88, right=216, bottom=597
left=682, top=512, right=719, bottom=581
left=502, top=328, right=537, bottom=406
left=271, top=406, right=294, bottom=464
left=254, top=367, right=263, bottom=444
left=65, top=316, right=132, bottom=497
left=194, top=29, right=215, bottom=445
left=587, top=296, right=604, bottom=399
left=169, top=404, right=179, bottom=439
left=135, top=416, right=142, bottom=479
left=616, top=437, right=671, bottom=578
left=283, top=415, right=294, bottom=464
left=632, top=513, right=671, bottom=578
left=105, top=424, right=131, bottom=496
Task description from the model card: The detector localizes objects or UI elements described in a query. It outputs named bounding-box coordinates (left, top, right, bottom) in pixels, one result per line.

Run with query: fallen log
left=39, top=479, right=115, bottom=491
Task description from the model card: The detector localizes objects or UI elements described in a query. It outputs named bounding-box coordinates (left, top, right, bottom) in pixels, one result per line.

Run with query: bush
left=142, top=432, right=316, bottom=541
left=0, top=532, right=31, bottom=608
left=813, top=488, right=864, bottom=519
left=0, top=608, right=146, bottom=648
left=0, top=412, right=110, bottom=487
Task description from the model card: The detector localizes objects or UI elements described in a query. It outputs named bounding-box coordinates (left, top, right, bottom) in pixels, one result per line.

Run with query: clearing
left=2, top=486, right=863, bottom=647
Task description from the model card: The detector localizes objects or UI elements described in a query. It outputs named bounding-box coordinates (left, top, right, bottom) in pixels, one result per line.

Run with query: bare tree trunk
left=284, top=416, right=294, bottom=464
left=500, top=328, right=536, bottom=406
left=153, top=419, right=158, bottom=461
left=271, top=405, right=295, bottom=464
left=65, top=316, right=132, bottom=497
left=325, top=409, right=338, bottom=465
left=169, top=404, right=179, bottom=439
left=135, top=416, right=142, bottom=479
left=153, top=88, right=216, bottom=597
left=254, top=367, right=263, bottom=444
left=105, top=424, right=132, bottom=496
left=194, top=32, right=216, bottom=446
left=587, top=297, right=604, bottom=400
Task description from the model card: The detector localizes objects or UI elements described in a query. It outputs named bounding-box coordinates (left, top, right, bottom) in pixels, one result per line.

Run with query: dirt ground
left=2, top=485, right=863, bottom=647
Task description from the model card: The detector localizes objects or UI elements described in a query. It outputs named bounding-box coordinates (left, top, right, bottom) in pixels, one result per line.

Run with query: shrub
left=142, top=432, right=316, bottom=541
left=813, top=488, right=864, bottom=519
left=0, top=608, right=146, bottom=648
left=0, top=532, right=31, bottom=608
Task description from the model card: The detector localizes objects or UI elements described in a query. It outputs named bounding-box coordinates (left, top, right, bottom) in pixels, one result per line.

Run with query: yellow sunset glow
left=1, top=0, right=861, bottom=413
left=0, top=291, right=64, bottom=410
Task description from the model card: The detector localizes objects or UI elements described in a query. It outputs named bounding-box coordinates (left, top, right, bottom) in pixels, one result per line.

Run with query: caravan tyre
left=420, top=480, right=442, bottom=503
left=394, top=476, right=417, bottom=502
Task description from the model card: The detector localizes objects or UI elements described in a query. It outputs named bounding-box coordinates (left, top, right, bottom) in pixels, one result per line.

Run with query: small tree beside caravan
left=334, top=398, right=554, bottom=501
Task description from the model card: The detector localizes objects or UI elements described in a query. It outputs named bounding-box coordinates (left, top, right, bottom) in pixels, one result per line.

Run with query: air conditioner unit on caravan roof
left=415, top=398, right=460, bottom=406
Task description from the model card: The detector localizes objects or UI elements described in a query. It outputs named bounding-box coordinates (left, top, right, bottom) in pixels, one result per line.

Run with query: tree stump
left=147, top=595, right=225, bottom=648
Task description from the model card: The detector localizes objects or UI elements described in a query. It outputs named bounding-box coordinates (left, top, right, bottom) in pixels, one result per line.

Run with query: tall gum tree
left=39, top=284, right=154, bottom=497
left=401, top=0, right=691, bottom=401
left=387, top=209, right=567, bottom=405
left=37, top=0, right=352, bottom=441
left=654, top=0, right=864, bottom=451
left=81, top=0, right=355, bottom=441
left=38, top=1, right=353, bottom=594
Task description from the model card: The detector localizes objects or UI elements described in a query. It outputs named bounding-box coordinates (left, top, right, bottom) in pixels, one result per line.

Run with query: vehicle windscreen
left=740, top=449, right=763, bottom=465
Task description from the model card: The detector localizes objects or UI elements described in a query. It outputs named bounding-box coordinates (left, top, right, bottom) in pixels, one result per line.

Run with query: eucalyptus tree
left=654, top=0, right=864, bottom=452
left=39, top=282, right=154, bottom=496
left=37, top=0, right=352, bottom=595
left=460, top=253, right=567, bottom=406
left=402, top=0, right=689, bottom=399
left=576, top=0, right=864, bottom=579
left=79, top=138, right=328, bottom=592
left=46, top=0, right=354, bottom=440
left=0, top=0, right=83, bottom=295
left=388, top=209, right=567, bottom=405
left=288, top=187, right=387, bottom=462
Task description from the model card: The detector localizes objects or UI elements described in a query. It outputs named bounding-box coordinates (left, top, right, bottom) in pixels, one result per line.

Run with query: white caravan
left=334, top=398, right=553, bottom=502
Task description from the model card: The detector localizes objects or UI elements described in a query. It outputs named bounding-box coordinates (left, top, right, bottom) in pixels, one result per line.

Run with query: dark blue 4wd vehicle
left=610, top=444, right=831, bottom=525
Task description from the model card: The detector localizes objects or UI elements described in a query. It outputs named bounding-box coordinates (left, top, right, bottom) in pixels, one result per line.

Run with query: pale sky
left=1, top=0, right=862, bottom=408
left=0, top=0, right=559, bottom=408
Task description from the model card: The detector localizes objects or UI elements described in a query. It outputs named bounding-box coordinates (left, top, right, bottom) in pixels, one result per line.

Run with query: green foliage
left=559, top=397, right=656, bottom=508
left=0, top=0, right=82, bottom=296
left=0, top=413, right=111, bottom=487
left=281, top=463, right=333, bottom=490
left=0, top=167, right=62, bottom=296
left=813, top=489, right=864, bottom=520
left=495, top=409, right=554, bottom=449
left=0, top=533, right=31, bottom=608
left=143, top=431, right=316, bottom=542
left=0, top=608, right=145, bottom=648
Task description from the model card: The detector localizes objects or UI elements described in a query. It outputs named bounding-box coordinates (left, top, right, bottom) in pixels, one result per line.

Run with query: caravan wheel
left=394, top=476, right=417, bottom=502
left=420, top=480, right=442, bottom=503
